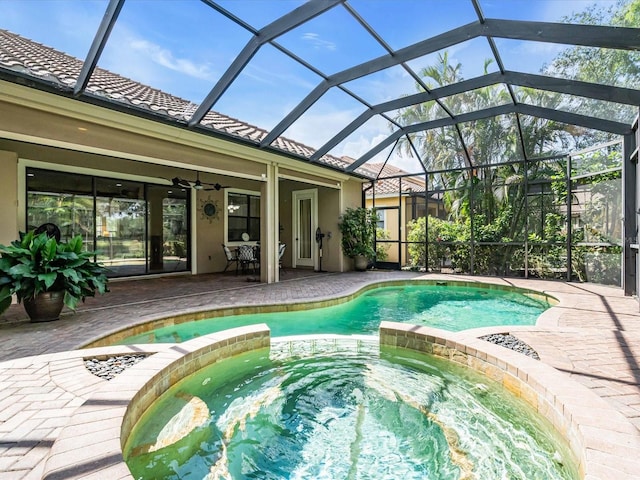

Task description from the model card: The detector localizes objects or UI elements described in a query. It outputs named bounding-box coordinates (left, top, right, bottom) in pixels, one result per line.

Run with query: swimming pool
left=118, top=282, right=551, bottom=345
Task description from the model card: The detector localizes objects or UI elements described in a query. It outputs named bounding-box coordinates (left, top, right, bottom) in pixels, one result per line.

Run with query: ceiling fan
left=170, top=172, right=229, bottom=191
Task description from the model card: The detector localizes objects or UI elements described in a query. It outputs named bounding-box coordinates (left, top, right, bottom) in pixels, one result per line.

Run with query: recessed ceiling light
left=77, top=127, right=88, bottom=132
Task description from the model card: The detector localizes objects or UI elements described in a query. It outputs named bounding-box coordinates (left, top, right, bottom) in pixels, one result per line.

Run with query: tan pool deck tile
left=1, top=271, right=640, bottom=478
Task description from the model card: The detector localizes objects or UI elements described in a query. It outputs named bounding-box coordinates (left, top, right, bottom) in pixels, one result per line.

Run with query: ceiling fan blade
left=204, top=183, right=230, bottom=191
left=170, top=174, right=228, bottom=191
left=175, top=177, right=191, bottom=187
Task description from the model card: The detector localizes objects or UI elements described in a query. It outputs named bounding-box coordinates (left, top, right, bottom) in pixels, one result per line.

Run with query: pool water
left=124, top=342, right=576, bottom=479
left=119, top=284, right=548, bottom=344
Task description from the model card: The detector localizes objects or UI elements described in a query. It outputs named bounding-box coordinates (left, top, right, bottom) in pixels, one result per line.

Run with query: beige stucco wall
left=367, top=195, right=403, bottom=264
left=0, top=83, right=364, bottom=277
left=317, top=185, right=342, bottom=272
left=277, top=180, right=295, bottom=269
left=195, top=177, right=262, bottom=274
left=0, top=150, right=18, bottom=245
left=0, top=101, right=267, bottom=179
left=338, top=179, right=367, bottom=271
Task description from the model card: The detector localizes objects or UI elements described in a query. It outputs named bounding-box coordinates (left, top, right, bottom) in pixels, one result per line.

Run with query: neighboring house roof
left=363, top=163, right=426, bottom=196
left=0, top=29, right=363, bottom=176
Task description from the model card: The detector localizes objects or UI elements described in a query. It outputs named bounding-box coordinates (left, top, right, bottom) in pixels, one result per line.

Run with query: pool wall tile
left=502, top=372, right=521, bottom=396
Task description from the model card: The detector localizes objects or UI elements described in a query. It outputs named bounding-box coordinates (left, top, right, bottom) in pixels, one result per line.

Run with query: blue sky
left=0, top=0, right=622, bottom=171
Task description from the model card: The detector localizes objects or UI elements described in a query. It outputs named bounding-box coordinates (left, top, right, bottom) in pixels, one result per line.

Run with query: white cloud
left=341, top=132, right=389, bottom=159
left=338, top=133, right=423, bottom=174
left=501, top=39, right=567, bottom=73
left=282, top=108, right=366, bottom=150
left=518, top=41, right=566, bottom=57
left=301, top=32, right=337, bottom=51
left=241, top=61, right=318, bottom=90
left=129, top=39, right=217, bottom=82
left=346, top=66, right=418, bottom=104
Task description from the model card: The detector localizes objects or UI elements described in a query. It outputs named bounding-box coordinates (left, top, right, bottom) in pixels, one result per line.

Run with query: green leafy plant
left=375, top=228, right=391, bottom=262
left=0, top=230, right=109, bottom=315
left=338, top=207, right=378, bottom=260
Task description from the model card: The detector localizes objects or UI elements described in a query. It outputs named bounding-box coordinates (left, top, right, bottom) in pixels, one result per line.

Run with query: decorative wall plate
left=200, top=197, right=219, bottom=222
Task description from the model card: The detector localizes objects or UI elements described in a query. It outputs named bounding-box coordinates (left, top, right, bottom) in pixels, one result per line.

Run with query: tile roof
left=364, top=163, right=426, bottom=195
left=0, top=29, right=365, bottom=176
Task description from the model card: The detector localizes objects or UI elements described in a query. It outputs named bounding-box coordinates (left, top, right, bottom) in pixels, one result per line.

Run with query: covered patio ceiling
left=0, top=0, right=638, bottom=179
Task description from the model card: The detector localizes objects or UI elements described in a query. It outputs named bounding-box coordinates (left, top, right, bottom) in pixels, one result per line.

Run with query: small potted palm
left=338, top=207, right=378, bottom=271
left=0, top=229, right=109, bottom=322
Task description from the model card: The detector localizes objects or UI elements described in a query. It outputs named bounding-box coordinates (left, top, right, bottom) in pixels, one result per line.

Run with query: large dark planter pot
left=23, top=291, right=65, bottom=322
left=354, top=255, right=369, bottom=271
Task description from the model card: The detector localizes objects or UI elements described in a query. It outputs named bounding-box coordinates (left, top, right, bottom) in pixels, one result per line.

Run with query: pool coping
left=41, top=323, right=640, bottom=480
left=42, top=325, right=271, bottom=480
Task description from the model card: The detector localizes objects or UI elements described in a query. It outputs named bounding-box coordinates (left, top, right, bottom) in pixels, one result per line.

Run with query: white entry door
left=292, top=189, right=317, bottom=268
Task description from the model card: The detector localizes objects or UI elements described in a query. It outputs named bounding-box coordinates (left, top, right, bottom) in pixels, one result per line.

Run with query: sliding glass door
left=26, top=168, right=190, bottom=277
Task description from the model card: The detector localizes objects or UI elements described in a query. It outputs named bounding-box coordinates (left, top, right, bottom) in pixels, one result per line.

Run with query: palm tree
left=393, top=52, right=573, bottom=274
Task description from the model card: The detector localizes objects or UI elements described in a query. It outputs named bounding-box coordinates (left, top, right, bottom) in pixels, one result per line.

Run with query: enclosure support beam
left=524, top=159, right=529, bottom=278
left=566, top=156, right=573, bottom=282
left=74, top=0, right=125, bottom=96
left=190, top=0, right=342, bottom=127
left=623, top=130, right=638, bottom=296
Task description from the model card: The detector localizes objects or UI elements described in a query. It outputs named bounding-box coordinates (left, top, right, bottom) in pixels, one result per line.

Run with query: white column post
left=260, top=163, right=278, bottom=283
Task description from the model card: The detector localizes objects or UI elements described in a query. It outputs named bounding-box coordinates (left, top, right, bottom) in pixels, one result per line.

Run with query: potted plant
left=338, top=207, right=378, bottom=271
left=0, top=230, right=109, bottom=322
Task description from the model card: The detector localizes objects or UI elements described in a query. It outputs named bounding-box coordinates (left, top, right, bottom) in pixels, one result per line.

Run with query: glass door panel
left=95, top=178, right=146, bottom=276
left=147, top=184, right=189, bottom=273
left=299, top=198, right=311, bottom=260
left=26, top=168, right=95, bottom=249
left=293, top=189, right=317, bottom=268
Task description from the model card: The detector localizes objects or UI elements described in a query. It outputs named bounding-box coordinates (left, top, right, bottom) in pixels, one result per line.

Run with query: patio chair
left=222, top=244, right=239, bottom=273
left=34, top=222, right=61, bottom=242
left=278, top=243, right=286, bottom=273
left=237, top=244, right=258, bottom=274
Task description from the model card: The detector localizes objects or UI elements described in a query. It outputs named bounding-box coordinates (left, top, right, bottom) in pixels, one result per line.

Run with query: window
left=226, top=191, right=260, bottom=242
left=376, top=209, right=386, bottom=230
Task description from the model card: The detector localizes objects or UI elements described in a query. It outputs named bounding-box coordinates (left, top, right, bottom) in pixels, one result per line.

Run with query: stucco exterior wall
left=368, top=195, right=403, bottom=264
left=0, top=85, right=363, bottom=278
left=0, top=150, right=18, bottom=245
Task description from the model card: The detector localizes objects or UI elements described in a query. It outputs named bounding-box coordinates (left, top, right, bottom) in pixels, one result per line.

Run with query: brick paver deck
left=1, top=270, right=639, bottom=478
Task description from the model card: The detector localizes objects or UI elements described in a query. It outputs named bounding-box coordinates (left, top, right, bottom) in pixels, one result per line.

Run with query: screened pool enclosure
left=370, top=139, right=627, bottom=288
left=0, top=0, right=639, bottom=292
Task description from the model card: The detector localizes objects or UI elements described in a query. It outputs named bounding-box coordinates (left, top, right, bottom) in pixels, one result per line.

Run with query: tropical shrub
left=0, top=230, right=109, bottom=315
left=338, top=207, right=378, bottom=260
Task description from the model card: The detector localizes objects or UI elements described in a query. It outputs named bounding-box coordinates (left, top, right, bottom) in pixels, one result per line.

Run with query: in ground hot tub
left=123, top=335, right=577, bottom=479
